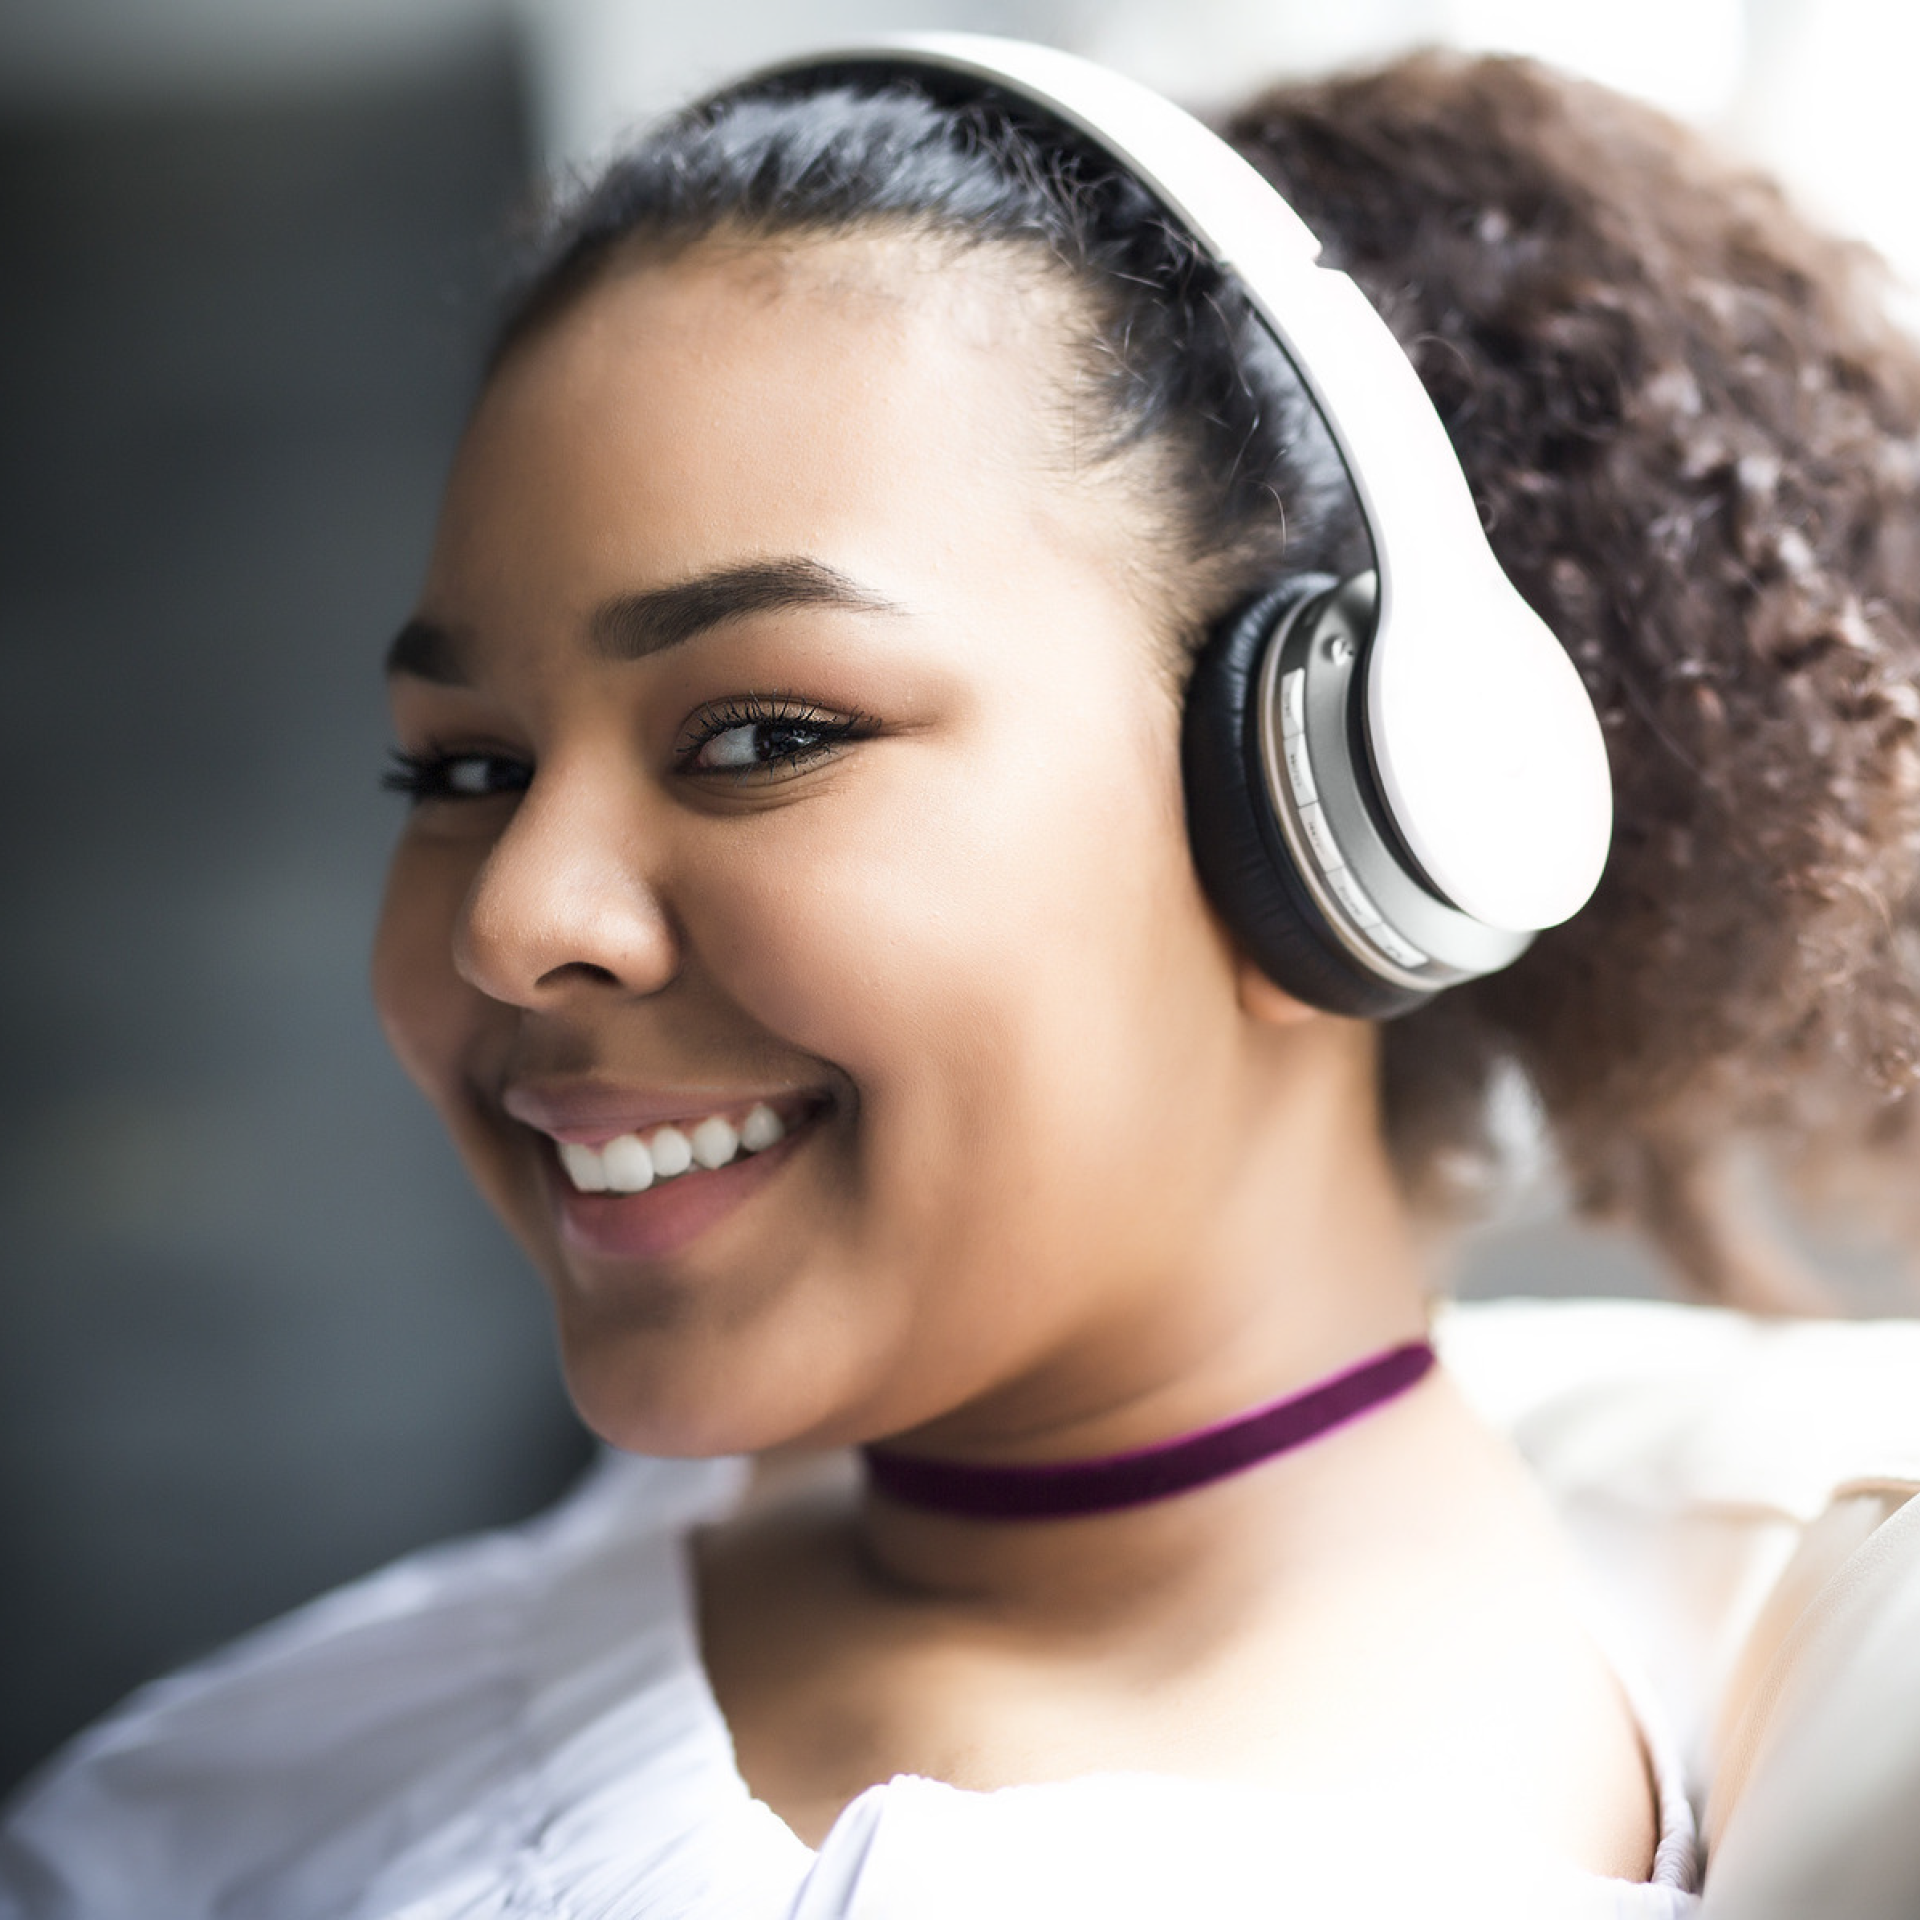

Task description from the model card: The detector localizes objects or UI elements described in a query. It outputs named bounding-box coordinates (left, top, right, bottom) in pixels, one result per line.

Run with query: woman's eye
left=383, top=749, right=531, bottom=804
left=696, top=721, right=832, bottom=770
left=679, top=700, right=872, bottom=782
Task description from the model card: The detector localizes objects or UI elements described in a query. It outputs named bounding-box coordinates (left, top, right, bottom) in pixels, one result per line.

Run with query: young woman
left=6, top=36, right=1919, bottom=1920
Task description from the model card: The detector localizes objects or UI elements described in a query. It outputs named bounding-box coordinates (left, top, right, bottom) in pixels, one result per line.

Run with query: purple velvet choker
left=862, top=1338, right=1436, bottom=1522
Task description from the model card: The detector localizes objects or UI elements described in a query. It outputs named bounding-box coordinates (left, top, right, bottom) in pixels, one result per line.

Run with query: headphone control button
left=1279, top=668, right=1307, bottom=740
left=1283, top=731, right=1317, bottom=804
left=1366, top=921, right=1430, bottom=970
left=1322, top=862, right=1383, bottom=930
left=1298, top=800, right=1342, bottom=871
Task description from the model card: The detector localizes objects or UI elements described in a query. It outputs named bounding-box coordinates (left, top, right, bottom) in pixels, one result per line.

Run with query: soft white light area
left=517, top=0, right=1078, bottom=177
left=1071, top=0, right=1429, bottom=109
left=1070, top=0, right=1751, bottom=117
left=1736, top=0, right=1920, bottom=296
left=1441, top=0, right=1746, bottom=121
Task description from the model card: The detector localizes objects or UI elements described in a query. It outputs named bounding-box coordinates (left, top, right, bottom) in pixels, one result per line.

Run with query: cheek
left=685, top=687, right=1232, bottom=1197
left=680, top=698, right=1242, bottom=1404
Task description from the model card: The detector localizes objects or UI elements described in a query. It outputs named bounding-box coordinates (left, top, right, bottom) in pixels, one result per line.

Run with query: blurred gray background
left=2, top=0, right=1913, bottom=1794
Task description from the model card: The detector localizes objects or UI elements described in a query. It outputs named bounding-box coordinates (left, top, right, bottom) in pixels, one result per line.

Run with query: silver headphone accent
left=1258, top=576, right=1530, bottom=990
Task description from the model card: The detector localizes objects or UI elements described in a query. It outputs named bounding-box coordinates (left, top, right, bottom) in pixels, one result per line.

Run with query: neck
left=861, top=1339, right=1434, bottom=1520
left=851, top=1351, right=1456, bottom=1626
left=847, top=1025, right=1435, bottom=1612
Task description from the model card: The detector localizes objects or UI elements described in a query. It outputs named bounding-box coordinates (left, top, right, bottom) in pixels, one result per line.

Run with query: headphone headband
left=742, top=33, right=1612, bottom=940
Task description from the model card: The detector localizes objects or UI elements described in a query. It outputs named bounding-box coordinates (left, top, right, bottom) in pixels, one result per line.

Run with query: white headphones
left=749, top=34, right=1613, bottom=1015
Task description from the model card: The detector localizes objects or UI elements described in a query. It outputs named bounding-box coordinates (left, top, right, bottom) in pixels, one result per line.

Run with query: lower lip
left=548, top=1116, right=815, bottom=1263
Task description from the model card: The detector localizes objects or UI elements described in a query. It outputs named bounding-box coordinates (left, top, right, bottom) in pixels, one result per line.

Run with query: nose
left=453, top=763, right=680, bottom=1009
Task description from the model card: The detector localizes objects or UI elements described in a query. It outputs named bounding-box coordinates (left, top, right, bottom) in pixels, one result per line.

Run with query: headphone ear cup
left=1182, top=577, right=1431, bottom=1020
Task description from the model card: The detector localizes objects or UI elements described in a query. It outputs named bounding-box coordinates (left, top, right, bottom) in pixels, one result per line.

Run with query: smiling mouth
left=547, top=1095, right=821, bottom=1195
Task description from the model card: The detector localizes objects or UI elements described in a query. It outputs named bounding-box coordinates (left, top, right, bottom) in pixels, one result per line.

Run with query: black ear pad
left=1182, top=577, right=1432, bottom=1020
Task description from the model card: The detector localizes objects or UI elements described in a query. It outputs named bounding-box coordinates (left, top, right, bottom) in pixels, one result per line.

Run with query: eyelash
left=382, top=746, right=531, bottom=804
left=673, top=695, right=877, bottom=781
left=382, top=697, right=875, bottom=804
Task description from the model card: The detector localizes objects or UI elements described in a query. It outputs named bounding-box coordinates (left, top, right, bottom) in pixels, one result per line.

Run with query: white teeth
left=648, top=1125, right=694, bottom=1179
left=690, top=1115, right=739, bottom=1170
left=559, top=1141, right=610, bottom=1193
left=554, top=1102, right=801, bottom=1194
left=602, top=1134, right=655, bottom=1192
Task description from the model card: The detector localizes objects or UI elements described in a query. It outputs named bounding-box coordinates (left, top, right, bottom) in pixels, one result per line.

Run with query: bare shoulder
left=1241, top=1374, right=1658, bottom=1879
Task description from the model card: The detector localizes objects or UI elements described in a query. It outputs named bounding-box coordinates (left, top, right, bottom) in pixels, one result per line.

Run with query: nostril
left=535, top=960, right=623, bottom=990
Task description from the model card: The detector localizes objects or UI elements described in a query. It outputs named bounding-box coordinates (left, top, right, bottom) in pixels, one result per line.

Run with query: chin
left=551, top=1294, right=875, bottom=1460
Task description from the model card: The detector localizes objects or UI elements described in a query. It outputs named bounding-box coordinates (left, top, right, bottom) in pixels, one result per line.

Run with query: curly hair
left=1224, top=56, right=1920, bottom=1303
left=496, top=52, right=1920, bottom=1306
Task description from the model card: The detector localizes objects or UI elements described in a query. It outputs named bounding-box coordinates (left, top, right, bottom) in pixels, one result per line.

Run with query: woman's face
left=375, top=232, right=1289, bottom=1455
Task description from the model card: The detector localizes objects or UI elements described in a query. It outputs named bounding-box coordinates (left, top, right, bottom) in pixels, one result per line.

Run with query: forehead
left=428, top=231, right=1102, bottom=606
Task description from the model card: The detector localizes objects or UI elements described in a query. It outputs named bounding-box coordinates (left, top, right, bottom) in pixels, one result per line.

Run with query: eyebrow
left=384, top=557, right=903, bottom=684
left=589, top=557, right=903, bottom=660
left=385, top=617, right=469, bottom=684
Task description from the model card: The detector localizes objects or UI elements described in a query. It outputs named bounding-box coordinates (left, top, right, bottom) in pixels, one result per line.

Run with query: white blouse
left=0, top=1447, right=1699, bottom=1919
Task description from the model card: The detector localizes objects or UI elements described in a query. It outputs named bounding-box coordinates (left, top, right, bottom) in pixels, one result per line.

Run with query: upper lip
left=501, top=1079, right=820, bottom=1145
